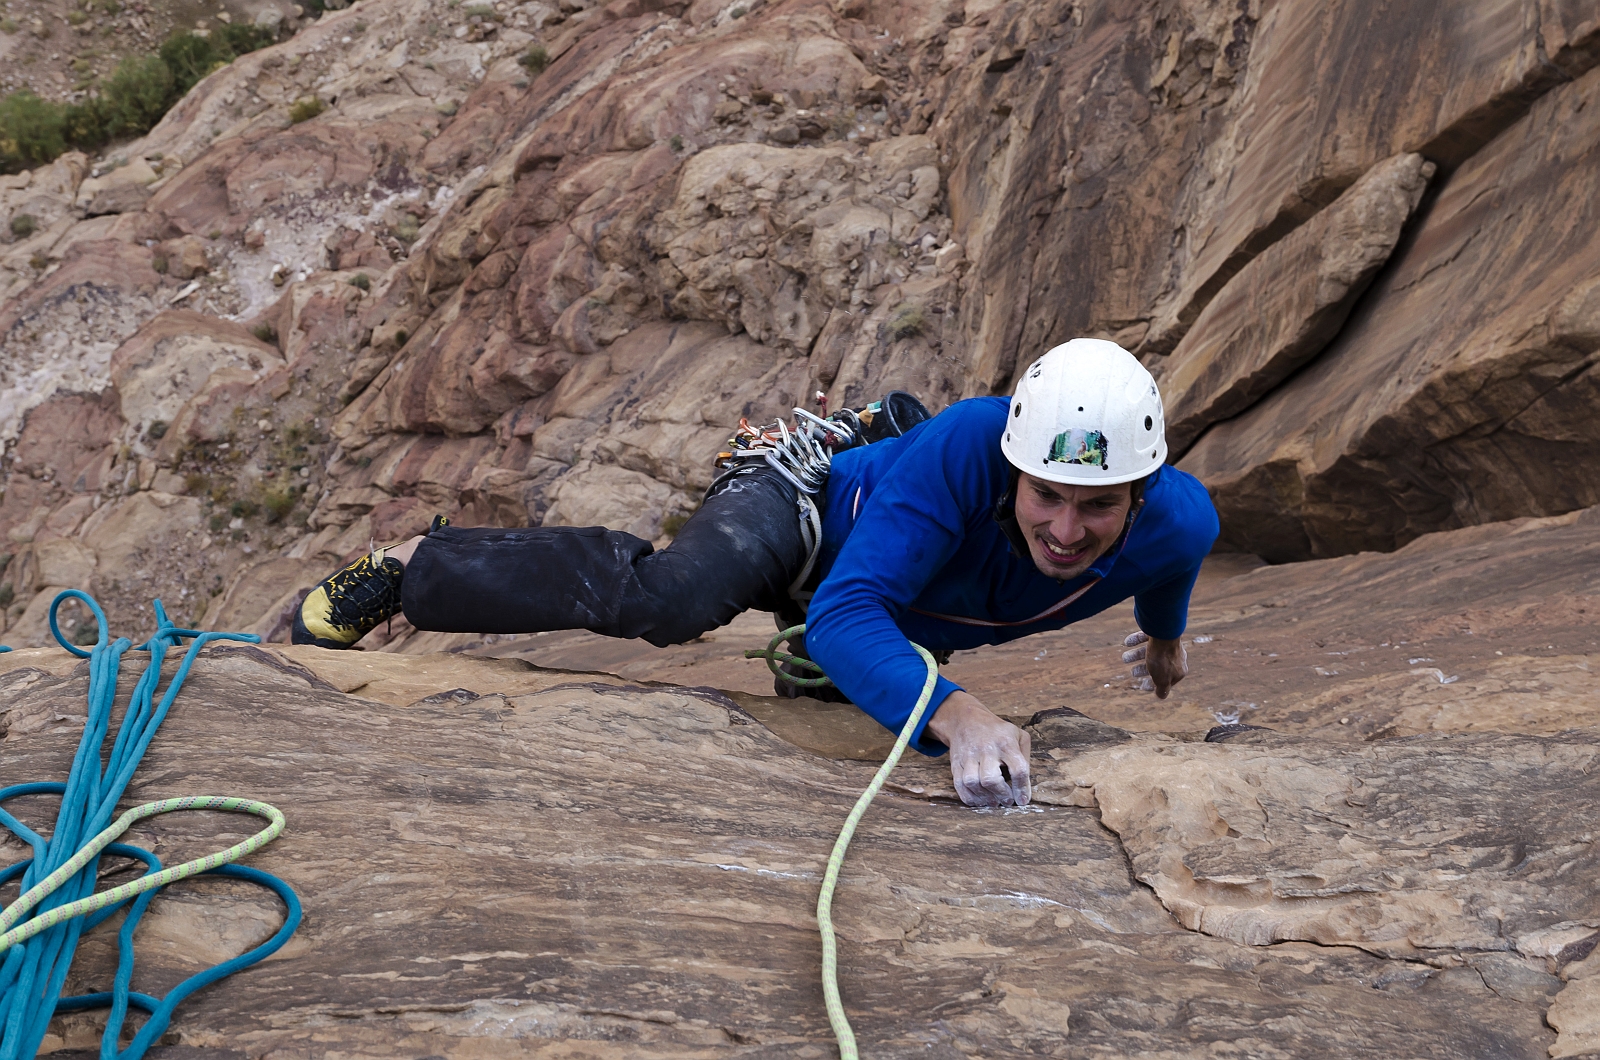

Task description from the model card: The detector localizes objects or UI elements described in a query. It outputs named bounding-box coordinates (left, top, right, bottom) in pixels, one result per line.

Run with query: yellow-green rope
left=0, top=795, right=286, bottom=955
left=754, top=622, right=941, bottom=1060
left=745, top=626, right=834, bottom=688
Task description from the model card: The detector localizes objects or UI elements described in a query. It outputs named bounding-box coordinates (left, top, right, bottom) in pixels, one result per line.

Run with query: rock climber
left=291, top=338, right=1219, bottom=808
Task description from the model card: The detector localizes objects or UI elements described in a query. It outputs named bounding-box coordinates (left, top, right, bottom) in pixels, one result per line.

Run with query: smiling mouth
left=1039, top=537, right=1090, bottom=565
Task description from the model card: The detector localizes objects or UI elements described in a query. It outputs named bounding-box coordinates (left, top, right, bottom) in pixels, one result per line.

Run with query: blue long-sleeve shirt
left=805, top=396, right=1219, bottom=756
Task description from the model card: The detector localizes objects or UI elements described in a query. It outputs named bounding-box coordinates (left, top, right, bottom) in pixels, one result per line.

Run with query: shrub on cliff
left=0, top=26, right=277, bottom=173
left=288, top=96, right=325, bottom=124
left=0, top=92, right=68, bottom=170
left=517, top=45, right=549, bottom=75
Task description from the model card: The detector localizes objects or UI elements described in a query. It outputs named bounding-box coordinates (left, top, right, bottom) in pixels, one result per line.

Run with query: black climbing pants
left=400, top=465, right=810, bottom=648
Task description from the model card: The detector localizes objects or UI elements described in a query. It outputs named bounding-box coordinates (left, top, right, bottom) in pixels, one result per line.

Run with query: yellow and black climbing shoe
left=291, top=515, right=448, bottom=648
left=292, top=548, right=405, bottom=649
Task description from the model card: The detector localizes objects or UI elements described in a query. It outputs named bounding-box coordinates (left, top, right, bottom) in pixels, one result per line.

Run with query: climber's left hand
left=1122, top=631, right=1188, bottom=699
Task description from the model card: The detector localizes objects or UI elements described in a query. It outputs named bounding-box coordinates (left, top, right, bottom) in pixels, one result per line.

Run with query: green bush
left=288, top=96, right=325, bottom=123
left=159, top=32, right=224, bottom=96
left=0, top=92, right=68, bottom=170
left=348, top=272, right=370, bottom=291
left=262, top=487, right=296, bottom=523
left=0, top=28, right=276, bottom=173
left=517, top=44, right=549, bottom=75
left=162, top=24, right=272, bottom=96
left=886, top=303, right=927, bottom=339
left=9, top=213, right=37, bottom=238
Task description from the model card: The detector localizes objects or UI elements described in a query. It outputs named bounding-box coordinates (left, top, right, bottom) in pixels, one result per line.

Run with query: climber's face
left=1012, top=474, right=1132, bottom=581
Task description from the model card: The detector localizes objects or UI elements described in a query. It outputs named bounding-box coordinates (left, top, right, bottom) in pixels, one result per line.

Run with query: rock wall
left=2, top=639, right=1596, bottom=1057
left=2, top=0, right=1600, bottom=644
left=3, top=477, right=1598, bottom=1055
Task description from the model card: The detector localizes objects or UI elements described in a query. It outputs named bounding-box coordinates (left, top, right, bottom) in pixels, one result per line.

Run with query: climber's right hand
left=925, top=690, right=1031, bottom=808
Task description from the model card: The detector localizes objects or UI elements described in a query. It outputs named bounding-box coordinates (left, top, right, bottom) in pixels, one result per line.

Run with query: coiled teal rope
left=0, top=590, right=302, bottom=1060
left=750, top=624, right=940, bottom=1059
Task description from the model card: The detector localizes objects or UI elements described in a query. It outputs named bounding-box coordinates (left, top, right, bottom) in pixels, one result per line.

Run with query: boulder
left=1180, top=66, right=1600, bottom=559
left=157, top=235, right=211, bottom=280
left=1160, top=153, right=1435, bottom=456
left=541, top=460, right=697, bottom=540
left=108, top=310, right=286, bottom=452
left=31, top=540, right=97, bottom=590
left=648, top=137, right=944, bottom=351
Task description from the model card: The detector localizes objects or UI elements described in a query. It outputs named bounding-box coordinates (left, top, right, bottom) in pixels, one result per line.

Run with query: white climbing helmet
left=1000, top=338, right=1167, bottom=486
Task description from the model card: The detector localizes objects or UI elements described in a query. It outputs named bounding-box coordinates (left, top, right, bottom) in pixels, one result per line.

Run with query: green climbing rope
left=0, top=795, right=286, bottom=956
left=751, top=623, right=940, bottom=1059
left=744, top=625, right=834, bottom=688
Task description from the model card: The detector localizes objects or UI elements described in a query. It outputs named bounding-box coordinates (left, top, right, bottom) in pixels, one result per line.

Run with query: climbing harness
left=715, top=408, right=853, bottom=609
left=0, top=590, right=301, bottom=1060
left=714, top=393, right=932, bottom=612
left=749, top=624, right=940, bottom=1059
left=716, top=407, right=853, bottom=497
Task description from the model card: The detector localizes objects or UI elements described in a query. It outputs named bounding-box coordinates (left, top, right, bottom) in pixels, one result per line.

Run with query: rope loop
left=744, top=624, right=834, bottom=688
left=47, top=589, right=110, bottom=658
left=1, top=593, right=295, bottom=1060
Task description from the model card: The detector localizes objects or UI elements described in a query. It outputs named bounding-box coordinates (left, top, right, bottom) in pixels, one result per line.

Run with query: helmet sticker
left=1048, top=428, right=1109, bottom=470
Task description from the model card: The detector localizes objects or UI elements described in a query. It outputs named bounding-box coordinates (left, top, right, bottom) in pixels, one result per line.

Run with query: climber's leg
left=399, top=465, right=809, bottom=646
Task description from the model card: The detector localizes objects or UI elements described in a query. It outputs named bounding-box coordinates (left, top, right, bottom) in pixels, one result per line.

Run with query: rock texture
left=0, top=641, right=1591, bottom=1058
left=4, top=0, right=1600, bottom=640
left=1159, top=153, right=1435, bottom=456
left=1181, top=62, right=1600, bottom=559
left=6, top=501, right=1591, bottom=1054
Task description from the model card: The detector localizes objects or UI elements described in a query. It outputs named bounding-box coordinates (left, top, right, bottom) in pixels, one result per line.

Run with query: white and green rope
left=815, top=640, right=940, bottom=1060
left=0, top=795, right=286, bottom=955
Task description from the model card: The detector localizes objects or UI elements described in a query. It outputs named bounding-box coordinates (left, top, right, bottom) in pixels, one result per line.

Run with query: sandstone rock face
left=1181, top=64, right=1600, bottom=559
left=1159, top=152, right=1435, bottom=456
left=2, top=0, right=1600, bottom=631
left=0, top=497, right=1561, bottom=1054
left=0, top=642, right=1590, bottom=1057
